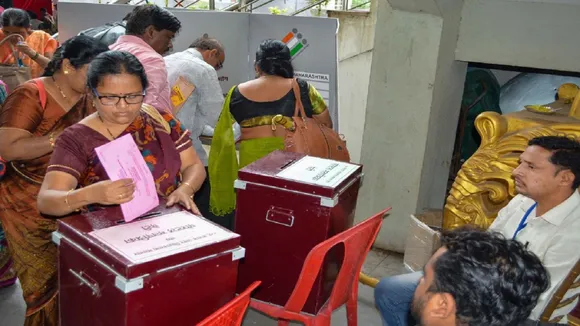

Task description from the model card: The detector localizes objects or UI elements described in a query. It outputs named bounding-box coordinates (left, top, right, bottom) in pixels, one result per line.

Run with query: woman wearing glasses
left=37, top=51, right=206, bottom=218
left=0, top=35, right=108, bottom=326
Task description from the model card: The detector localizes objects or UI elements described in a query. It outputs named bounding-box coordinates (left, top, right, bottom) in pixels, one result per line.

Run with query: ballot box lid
left=236, top=151, right=362, bottom=199
left=55, top=200, right=241, bottom=279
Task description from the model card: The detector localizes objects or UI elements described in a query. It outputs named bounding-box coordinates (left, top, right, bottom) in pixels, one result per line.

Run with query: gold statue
left=443, top=83, right=580, bottom=230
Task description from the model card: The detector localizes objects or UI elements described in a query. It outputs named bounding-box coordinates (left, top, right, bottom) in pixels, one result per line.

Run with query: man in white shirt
left=165, top=35, right=237, bottom=229
left=375, top=135, right=580, bottom=325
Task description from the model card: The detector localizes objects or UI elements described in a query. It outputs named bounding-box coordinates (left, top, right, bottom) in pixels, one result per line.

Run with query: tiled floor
left=0, top=248, right=405, bottom=326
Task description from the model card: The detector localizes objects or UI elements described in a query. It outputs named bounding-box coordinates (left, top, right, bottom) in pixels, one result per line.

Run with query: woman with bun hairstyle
left=208, top=39, right=332, bottom=219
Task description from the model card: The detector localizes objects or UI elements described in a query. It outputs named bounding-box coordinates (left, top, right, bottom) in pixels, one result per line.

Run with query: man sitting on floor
left=375, top=135, right=580, bottom=325
left=411, top=226, right=556, bottom=326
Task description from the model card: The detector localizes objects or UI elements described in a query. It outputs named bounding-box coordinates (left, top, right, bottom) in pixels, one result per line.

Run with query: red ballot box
left=53, top=202, right=244, bottom=326
left=234, top=151, right=363, bottom=314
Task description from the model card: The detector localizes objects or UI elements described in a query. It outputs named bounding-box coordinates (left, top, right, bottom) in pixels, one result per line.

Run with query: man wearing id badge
left=375, top=136, right=580, bottom=326
left=165, top=35, right=239, bottom=229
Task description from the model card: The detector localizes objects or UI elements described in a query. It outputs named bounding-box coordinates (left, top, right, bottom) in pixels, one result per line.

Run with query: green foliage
left=268, top=6, right=288, bottom=15
left=307, top=0, right=328, bottom=16
left=188, top=1, right=210, bottom=10
left=349, top=0, right=370, bottom=9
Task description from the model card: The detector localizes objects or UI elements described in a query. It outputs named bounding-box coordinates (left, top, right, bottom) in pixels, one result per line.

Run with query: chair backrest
left=197, top=281, right=261, bottom=326
left=540, top=259, right=580, bottom=323
left=282, top=208, right=391, bottom=313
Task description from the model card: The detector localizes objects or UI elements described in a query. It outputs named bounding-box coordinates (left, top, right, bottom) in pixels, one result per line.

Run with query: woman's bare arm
left=37, top=171, right=89, bottom=216
left=176, top=147, right=206, bottom=196
left=30, top=51, right=52, bottom=68
left=0, top=129, right=57, bottom=161
left=37, top=171, right=135, bottom=216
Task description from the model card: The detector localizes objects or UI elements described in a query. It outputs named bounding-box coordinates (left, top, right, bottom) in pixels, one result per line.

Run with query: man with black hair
left=110, top=5, right=181, bottom=112
left=165, top=35, right=239, bottom=229
left=412, top=227, right=553, bottom=326
left=376, top=135, right=580, bottom=325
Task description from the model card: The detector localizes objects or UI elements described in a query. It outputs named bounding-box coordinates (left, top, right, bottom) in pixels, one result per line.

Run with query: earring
left=64, top=70, right=69, bottom=75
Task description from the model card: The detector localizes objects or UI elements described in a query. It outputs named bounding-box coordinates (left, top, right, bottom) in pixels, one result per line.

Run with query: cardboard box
left=403, top=210, right=443, bottom=272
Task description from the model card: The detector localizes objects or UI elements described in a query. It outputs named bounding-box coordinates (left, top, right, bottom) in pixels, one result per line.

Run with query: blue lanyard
left=512, top=203, right=537, bottom=240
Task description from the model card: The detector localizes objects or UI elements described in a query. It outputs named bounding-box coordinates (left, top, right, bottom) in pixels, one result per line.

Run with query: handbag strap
left=32, top=79, right=47, bottom=109
left=292, top=78, right=308, bottom=119
left=0, top=34, right=24, bottom=65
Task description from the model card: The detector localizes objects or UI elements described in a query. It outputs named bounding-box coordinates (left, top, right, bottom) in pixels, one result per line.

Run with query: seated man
left=376, top=135, right=580, bottom=325
left=412, top=226, right=555, bottom=326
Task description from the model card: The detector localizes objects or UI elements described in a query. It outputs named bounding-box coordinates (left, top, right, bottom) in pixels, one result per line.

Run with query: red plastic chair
left=197, top=281, right=261, bottom=326
left=250, top=208, right=391, bottom=326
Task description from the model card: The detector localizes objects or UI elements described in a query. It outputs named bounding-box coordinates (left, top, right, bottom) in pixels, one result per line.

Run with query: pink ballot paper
left=94, top=134, right=159, bottom=222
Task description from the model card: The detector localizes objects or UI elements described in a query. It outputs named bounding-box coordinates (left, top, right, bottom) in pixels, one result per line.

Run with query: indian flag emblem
left=282, top=28, right=308, bottom=60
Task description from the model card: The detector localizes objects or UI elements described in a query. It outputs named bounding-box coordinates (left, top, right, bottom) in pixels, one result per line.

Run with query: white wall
left=457, top=0, right=580, bottom=72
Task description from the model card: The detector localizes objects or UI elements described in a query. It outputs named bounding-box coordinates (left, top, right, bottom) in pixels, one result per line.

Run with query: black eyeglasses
left=215, top=60, right=223, bottom=71
left=93, top=89, right=146, bottom=106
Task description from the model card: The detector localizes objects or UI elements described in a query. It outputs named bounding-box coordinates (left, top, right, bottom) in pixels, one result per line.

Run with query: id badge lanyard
left=512, top=203, right=537, bottom=240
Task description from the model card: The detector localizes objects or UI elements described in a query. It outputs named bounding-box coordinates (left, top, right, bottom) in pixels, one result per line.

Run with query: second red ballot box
left=234, top=150, right=363, bottom=314
left=53, top=203, right=245, bottom=326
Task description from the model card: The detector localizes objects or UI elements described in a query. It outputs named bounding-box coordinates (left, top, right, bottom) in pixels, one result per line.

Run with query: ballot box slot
left=279, top=158, right=298, bottom=170
left=114, top=211, right=162, bottom=225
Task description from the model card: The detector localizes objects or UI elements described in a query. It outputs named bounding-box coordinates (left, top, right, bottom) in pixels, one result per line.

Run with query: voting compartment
left=234, top=150, right=363, bottom=314
left=53, top=203, right=244, bottom=326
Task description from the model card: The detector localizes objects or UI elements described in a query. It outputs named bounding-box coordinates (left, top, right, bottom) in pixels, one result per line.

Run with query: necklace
left=51, top=76, right=67, bottom=99
left=97, top=114, right=116, bottom=140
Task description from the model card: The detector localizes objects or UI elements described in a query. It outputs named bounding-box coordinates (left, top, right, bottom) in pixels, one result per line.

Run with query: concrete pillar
left=356, top=0, right=467, bottom=252
left=328, top=2, right=377, bottom=163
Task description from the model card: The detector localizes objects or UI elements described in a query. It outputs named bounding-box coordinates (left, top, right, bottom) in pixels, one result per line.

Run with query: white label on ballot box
left=276, top=156, right=358, bottom=188
left=89, top=211, right=237, bottom=264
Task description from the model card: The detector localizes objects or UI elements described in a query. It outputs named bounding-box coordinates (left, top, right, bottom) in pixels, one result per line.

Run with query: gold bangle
left=65, top=189, right=80, bottom=212
left=48, top=132, right=56, bottom=149
left=65, top=189, right=73, bottom=209
left=181, top=181, right=195, bottom=193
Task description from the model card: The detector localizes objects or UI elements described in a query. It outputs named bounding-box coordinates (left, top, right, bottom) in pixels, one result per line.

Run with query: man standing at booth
left=375, top=136, right=580, bottom=325
left=165, top=35, right=239, bottom=229
left=110, top=5, right=181, bottom=112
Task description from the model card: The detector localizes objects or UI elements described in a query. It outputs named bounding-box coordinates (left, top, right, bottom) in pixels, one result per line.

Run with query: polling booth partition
left=53, top=3, right=350, bottom=323
left=57, top=1, right=340, bottom=130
